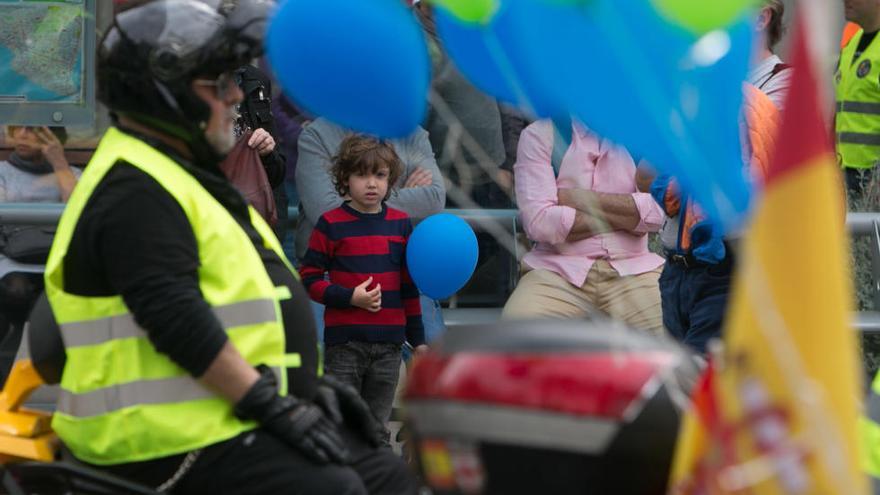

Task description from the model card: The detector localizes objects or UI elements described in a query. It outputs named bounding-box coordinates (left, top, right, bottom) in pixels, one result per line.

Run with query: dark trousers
left=659, top=257, right=733, bottom=354
left=92, top=424, right=418, bottom=495
left=324, top=342, right=401, bottom=444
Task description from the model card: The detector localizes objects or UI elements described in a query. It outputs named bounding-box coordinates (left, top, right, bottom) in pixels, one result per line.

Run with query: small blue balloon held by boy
left=299, top=134, right=428, bottom=445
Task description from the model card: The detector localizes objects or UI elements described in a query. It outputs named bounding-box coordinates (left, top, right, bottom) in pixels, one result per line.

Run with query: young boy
left=299, top=134, right=427, bottom=444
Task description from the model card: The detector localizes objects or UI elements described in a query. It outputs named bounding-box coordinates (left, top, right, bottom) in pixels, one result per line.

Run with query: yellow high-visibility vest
left=45, top=128, right=296, bottom=465
left=836, top=29, right=880, bottom=170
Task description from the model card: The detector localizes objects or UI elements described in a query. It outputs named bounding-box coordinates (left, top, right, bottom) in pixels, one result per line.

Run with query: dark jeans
left=659, top=256, right=733, bottom=354
left=91, top=425, right=418, bottom=495
left=324, top=341, right=401, bottom=444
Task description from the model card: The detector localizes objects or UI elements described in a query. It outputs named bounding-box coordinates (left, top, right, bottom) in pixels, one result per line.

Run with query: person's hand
left=557, top=188, right=583, bottom=209
left=557, top=188, right=574, bottom=207
left=248, top=128, right=276, bottom=157
left=35, top=127, right=67, bottom=169
left=315, top=375, right=385, bottom=448
left=351, top=277, right=382, bottom=312
left=235, top=365, right=350, bottom=465
left=413, top=344, right=429, bottom=356
left=634, top=159, right=657, bottom=193
left=403, top=167, right=432, bottom=188
left=496, top=169, right=514, bottom=193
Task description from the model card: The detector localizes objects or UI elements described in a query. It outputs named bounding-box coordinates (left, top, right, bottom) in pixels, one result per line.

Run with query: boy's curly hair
left=331, top=134, right=403, bottom=200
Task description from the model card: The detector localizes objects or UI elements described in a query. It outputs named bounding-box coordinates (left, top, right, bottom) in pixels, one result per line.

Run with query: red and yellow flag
left=668, top=12, right=867, bottom=495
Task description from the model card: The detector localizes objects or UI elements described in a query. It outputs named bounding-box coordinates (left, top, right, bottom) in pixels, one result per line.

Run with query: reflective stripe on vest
left=838, top=132, right=880, bottom=146
left=60, top=298, right=277, bottom=348
left=58, top=367, right=284, bottom=418
left=837, top=101, right=880, bottom=114
left=45, top=128, right=296, bottom=465
left=835, top=29, right=880, bottom=169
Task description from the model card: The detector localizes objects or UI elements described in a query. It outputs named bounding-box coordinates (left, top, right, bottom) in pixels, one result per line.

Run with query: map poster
left=0, top=0, right=85, bottom=104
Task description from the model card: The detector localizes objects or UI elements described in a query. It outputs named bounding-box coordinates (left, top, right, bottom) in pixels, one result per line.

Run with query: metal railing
left=4, top=203, right=880, bottom=333
left=849, top=213, right=880, bottom=334
left=0, top=204, right=522, bottom=229
left=0, top=203, right=524, bottom=297
left=0, top=203, right=66, bottom=226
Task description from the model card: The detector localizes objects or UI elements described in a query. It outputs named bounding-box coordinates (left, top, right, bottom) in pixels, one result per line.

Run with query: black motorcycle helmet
left=97, top=0, right=274, bottom=163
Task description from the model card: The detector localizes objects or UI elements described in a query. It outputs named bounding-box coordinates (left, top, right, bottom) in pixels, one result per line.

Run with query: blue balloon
left=501, top=0, right=755, bottom=231
left=406, top=214, right=478, bottom=300
left=434, top=5, right=563, bottom=118
left=267, top=0, right=430, bottom=138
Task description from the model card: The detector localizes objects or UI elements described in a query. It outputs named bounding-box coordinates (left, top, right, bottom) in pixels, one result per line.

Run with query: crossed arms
left=513, top=122, right=663, bottom=245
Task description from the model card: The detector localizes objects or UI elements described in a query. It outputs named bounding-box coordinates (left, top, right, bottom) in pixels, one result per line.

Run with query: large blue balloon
left=434, top=6, right=562, bottom=118
left=267, top=0, right=430, bottom=138
left=406, top=214, right=478, bottom=300
left=487, top=0, right=755, bottom=231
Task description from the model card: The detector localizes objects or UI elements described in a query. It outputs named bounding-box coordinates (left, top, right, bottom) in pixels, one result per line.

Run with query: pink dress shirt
left=514, top=120, right=665, bottom=287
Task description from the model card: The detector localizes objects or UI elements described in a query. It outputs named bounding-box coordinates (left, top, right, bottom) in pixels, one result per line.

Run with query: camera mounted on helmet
left=97, top=0, right=274, bottom=164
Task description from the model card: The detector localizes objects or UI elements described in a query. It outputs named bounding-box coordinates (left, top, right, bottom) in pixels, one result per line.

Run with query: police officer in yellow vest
left=44, top=1, right=417, bottom=493
left=837, top=0, right=880, bottom=197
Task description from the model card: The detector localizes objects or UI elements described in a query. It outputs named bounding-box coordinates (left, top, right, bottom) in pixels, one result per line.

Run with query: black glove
left=235, top=365, right=350, bottom=464
left=314, top=375, right=385, bottom=448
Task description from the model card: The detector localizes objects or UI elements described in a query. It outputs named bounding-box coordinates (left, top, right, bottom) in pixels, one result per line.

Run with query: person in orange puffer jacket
left=744, top=83, right=782, bottom=183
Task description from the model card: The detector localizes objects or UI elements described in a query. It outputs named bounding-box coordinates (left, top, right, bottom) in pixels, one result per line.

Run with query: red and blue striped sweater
left=300, top=202, right=425, bottom=346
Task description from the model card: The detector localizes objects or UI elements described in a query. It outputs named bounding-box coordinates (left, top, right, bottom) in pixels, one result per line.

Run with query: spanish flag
left=668, top=13, right=867, bottom=495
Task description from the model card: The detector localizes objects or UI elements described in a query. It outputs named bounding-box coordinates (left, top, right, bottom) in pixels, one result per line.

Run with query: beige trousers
left=502, top=260, right=665, bottom=336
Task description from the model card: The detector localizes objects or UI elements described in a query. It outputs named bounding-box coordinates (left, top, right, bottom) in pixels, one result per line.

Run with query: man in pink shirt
left=502, top=119, right=666, bottom=335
